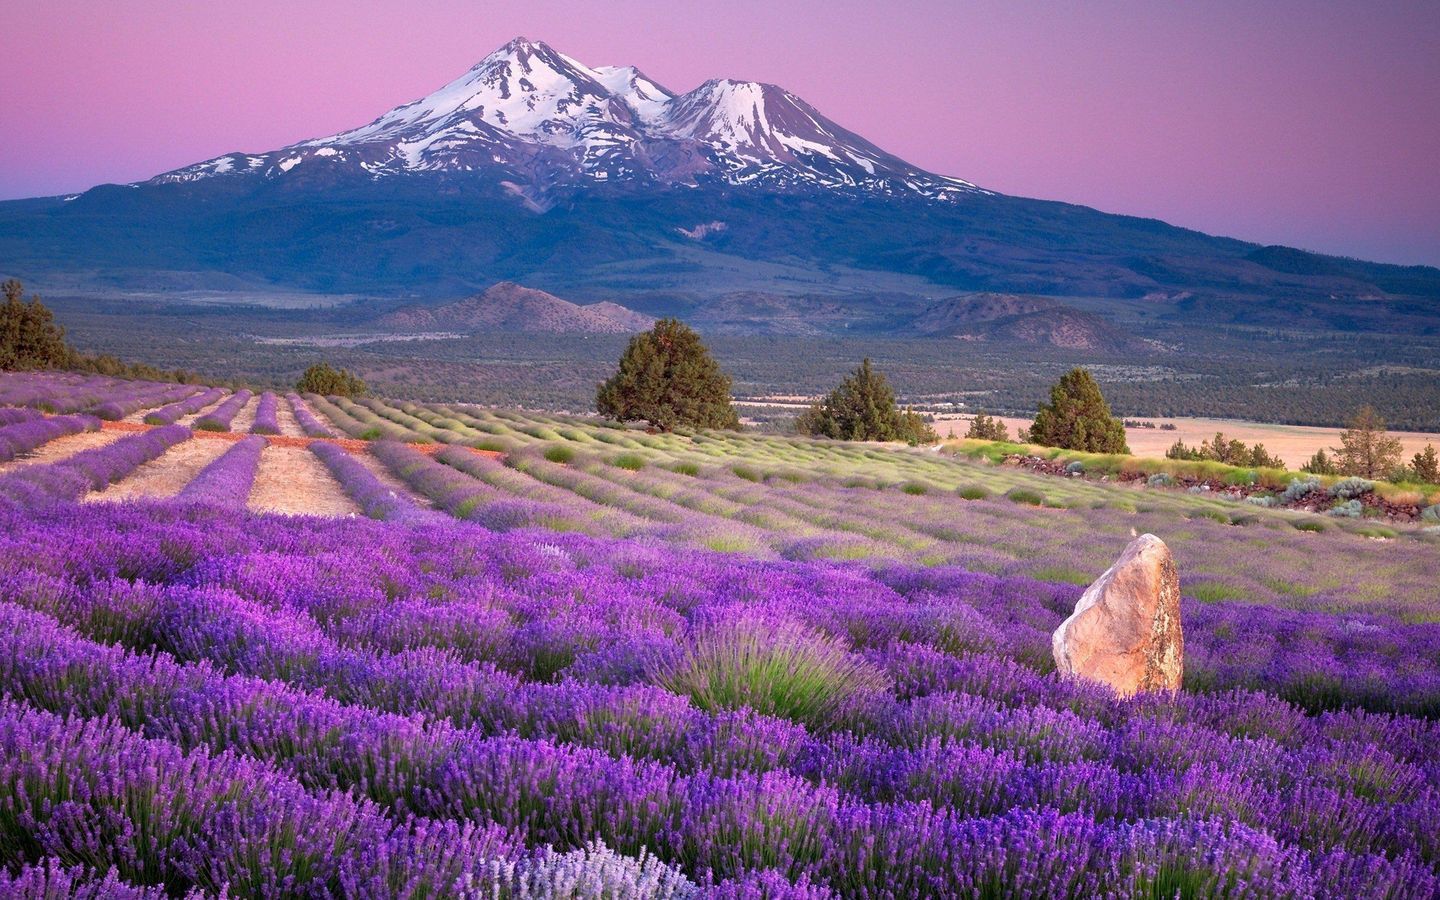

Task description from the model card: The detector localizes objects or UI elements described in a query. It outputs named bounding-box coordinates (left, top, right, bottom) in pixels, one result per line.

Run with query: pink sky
left=2, top=0, right=1437, bottom=265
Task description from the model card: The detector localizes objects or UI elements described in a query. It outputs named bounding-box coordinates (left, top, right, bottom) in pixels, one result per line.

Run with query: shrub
left=1245, top=495, right=1277, bottom=507
left=1293, top=519, right=1327, bottom=533
left=543, top=445, right=576, bottom=464
left=1064, top=460, right=1086, bottom=474
left=1282, top=477, right=1322, bottom=503
left=732, top=465, right=762, bottom=483
left=596, top=319, right=739, bottom=432
left=1004, top=487, right=1045, bottom=506
left=1421, top=504, right=1440, bottom=523
left=900, top=481, right=929, bottom=495
left=295, top=362, right=366, bottom=398
left=671, top=461, right=700, bottom=476
left=956, top=484, right=990, bottom=500
left=1328, top=477, right=1375, bottom=500
left=654, top=616, right=887, bottom=730
left=1147, top=473, right=1175, bottom=487
left=1327, top=499, right=1363, bottom=518
left=612, top=453, right=646, bottom=471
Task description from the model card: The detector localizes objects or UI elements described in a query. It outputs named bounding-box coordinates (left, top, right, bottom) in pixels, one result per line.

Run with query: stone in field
left=1052, top=533, right=1183, bottom=696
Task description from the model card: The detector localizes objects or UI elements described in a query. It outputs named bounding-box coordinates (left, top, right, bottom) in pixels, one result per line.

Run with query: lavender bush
left=288, top=392, right=334, bottom=437
left=250, top=391, right=280, bottom=434
left=176, top=435, right=265, bottom=506
left=194, top=389, right=252, bottom=432
left=143, top=386, right=226, bottom=425
left=0, top=413, right=99, bottom=462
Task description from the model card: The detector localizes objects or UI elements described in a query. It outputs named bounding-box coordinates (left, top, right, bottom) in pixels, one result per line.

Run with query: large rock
left=1052, top=534, right=1183, bottom=696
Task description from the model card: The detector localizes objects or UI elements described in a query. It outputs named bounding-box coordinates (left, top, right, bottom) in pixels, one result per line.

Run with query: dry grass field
left=935, top=414, right=1440, bottom=468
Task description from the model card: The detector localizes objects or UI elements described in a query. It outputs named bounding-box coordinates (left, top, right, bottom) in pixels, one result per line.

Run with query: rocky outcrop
left=1052, top=534, right=1183, bottom=696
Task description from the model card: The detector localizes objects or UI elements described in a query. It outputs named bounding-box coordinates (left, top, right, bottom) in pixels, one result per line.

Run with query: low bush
left=543, top=445, right=576, bottom=464
left=1293, top=519, right=1327, bottom=533
left=1004, top=487, right=1045, bottom=506
left=1327, top=499, right=1363, bottom=518
left=956, top=484, right=990, bottom=500
left=1282, top=477, right=1323, bottom=503
left=612, top=453, right=646, bottom=471
left=654, top=616, right=887, bottom=731
left=900, top=481, right=929, bottom=496
left=1328, top=477, right=1375, bottom=500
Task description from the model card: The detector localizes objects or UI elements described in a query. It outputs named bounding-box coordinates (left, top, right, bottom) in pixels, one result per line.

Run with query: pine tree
left=0, top=280, right=71, bottom=370
left=1027, top=368, right=1128, bottom=453
left=1333, top=406, right=1403, bottom=478
left=1302, top=448, right=1338, bottom=475
left=1411, top=444, right=1439, bottom=484
left=965, top=411, right=1010, bottom=442
left=596, top=319, right=739, bottom=432
left=796, top=358, right=937, bottom=444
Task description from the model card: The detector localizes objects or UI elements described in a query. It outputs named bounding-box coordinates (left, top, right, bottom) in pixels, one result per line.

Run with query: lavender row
left=88, top=381, right=198, bottom=421
left=193, top=388, right=252, bottom=432
left=287, top=393, right=333, bottom=437
left=250, top=391, right=280, bottom=434
left=0, top=424, right=190, bottom=506
left=309, top=440, right=432, bottom=523
left=0, top=413, right=99, bottom=463
left=143, top=385, right=227, bottom=425
left=0, top=405, right=44, bottom=426
left=373, top=440, right=604, bottom=533
left=0, top=699, right=534, bottom=896
left=175, top=435, right=265, bottom=507
left=3, top=586, right=1436, bottom=876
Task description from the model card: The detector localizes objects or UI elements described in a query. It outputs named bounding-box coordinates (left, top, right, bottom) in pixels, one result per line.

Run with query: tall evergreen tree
left=596, top=319, right=739, bottom=432
left=965, top=411, right=1010, bottom=442
left=1411, top=444, right=1439, bottom=484
left=1333, top=405, right=1403, bottom=478
left=796, top=358, right=937, bottom=444
left=1028, top=368, right=1128, bottom=453
left=0, top=280, right=72, bottom=371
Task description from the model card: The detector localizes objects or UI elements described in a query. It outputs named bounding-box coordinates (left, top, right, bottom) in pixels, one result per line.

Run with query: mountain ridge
left=1, top=35, right=1436, bottom=328
left=148, top=37, right=979, bottom=205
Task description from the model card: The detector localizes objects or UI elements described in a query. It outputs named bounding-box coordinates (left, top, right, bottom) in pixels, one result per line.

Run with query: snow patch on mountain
left=149, top=37, right=985, bottom=203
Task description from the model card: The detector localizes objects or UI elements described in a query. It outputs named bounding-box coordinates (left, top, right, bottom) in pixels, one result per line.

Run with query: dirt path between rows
left=86, top=438, right=231, bottom=503
left=248, top=444, right=361, bottom=516
left=0, top=430, right=125, bottom=475
left=176, top=396, right=228, bottom=427
left=354, top=449, right=437, bottom=509
left=229, top=396, right=258, bottom=434
left=275, top=396, right=305, bottom=437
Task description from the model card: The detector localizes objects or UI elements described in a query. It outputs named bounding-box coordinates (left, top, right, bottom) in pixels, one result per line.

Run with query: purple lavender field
left=0, top=372, right=1437, bottom=897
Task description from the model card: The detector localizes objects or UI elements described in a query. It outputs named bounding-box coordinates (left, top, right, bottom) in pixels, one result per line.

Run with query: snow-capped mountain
left=151, top=37, right=981, bottom=204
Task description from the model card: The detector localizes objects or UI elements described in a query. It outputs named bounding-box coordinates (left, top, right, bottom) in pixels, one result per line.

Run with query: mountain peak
left=149, top=37, right=983, bottom=202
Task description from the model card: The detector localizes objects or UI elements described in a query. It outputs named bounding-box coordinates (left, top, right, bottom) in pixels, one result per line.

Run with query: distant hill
left=379, top=282, right=653, bottom=334
left=910, top=293, right=1151, bottom=352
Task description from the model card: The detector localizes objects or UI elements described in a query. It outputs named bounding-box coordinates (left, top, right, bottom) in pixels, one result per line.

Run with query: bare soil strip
left=0, top=430, right=124, bottom=475
left=248, top=444, right=361, bottom=517
left=175, top=397, right=228, bottom=427
left=86, top=438, right=231, bottom=503
left=274, top=397, right=305, bottom=437
left=228, top=395, right=258, bottom=433
left=354, top=448, right=436, bottom=509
